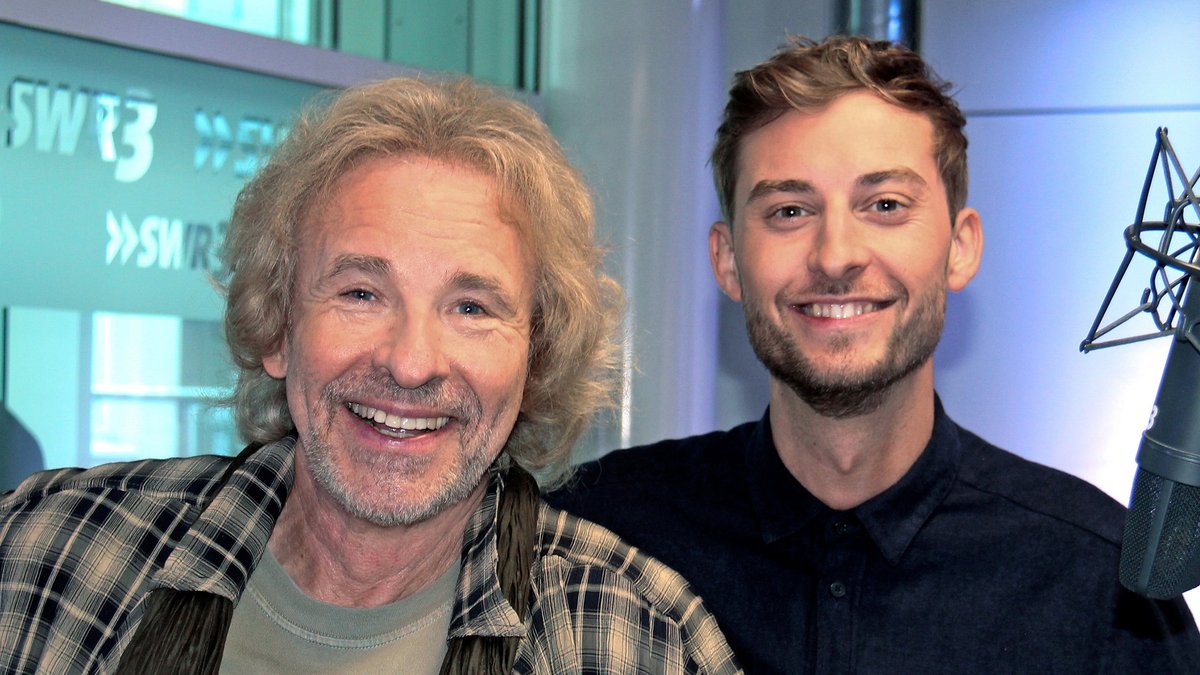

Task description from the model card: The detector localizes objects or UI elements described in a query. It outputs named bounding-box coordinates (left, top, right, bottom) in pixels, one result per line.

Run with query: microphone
left=1082, top=127, right=1200, bottom=599
left=1120, top=293, right=1200, bottom=599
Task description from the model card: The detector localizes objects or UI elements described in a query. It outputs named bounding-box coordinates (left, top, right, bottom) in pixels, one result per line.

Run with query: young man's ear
left=710, top=221, right=743, bottom=302
left=947, top=207, right=983, bottom=292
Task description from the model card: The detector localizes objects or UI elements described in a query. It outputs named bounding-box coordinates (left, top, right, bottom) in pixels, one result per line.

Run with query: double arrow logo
left=194, top=111, right=285, bottom=178
left=194, top=111, right=232, bottom=172
left=105, top=210, right=139, bottom=265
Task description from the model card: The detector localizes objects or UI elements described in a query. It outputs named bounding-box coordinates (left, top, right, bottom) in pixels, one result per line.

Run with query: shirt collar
left=745, top=411, right=827, bottom=543
left=151, top=441, right=524, bottom=638
left=446, top=463, right=526, bottom=639
left=153, top=437, right=296, bottom=599
left=854, top=396, right=962, bottom=563
left=745, top=395, right=963, bottom=564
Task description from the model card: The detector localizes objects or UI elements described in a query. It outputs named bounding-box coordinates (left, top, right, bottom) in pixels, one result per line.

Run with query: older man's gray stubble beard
left=742, top=282, right=946, bottom=419
left=300, top=375, right=503, bottom=527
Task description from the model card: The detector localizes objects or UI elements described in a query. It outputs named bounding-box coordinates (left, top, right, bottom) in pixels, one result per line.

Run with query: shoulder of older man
left=0, top=454, right=241, bottom=672
left=526, top=501, right=742, bottom=674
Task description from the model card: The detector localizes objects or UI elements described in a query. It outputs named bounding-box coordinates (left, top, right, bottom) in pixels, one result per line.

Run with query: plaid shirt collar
left=155, top=438, right=523, bottom=637
left=447, top=465, right=526, bottom=638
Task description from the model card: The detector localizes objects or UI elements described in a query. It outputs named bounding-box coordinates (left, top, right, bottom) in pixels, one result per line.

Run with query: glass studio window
left=0, top=17, right=322, bottom=476
left=101, top=0, right=541, bottom=91
left=102, top=0, right=314, bottom=43
left=89, top=312, right=237, bottom=463
left=0, top=3, right=539, bottom=481
left=2, top=308, right=237, bottom=481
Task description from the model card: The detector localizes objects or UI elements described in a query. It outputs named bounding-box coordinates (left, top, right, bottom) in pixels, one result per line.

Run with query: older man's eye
left=456, top=301, right=488, bottom=316
left=344, top=289, right=376, bottom=302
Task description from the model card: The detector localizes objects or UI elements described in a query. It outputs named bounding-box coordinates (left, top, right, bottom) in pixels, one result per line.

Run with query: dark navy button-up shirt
left=548, top=398, right=1200, bottom=674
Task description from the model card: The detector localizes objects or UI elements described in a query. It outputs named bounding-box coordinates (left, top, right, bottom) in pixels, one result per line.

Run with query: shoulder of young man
left=548, top=420, right=757, bottom=503
left=952, top=424, right=1128, bottom=546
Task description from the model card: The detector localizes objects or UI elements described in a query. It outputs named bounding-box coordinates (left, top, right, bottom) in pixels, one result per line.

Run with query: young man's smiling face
left=710, top=90, right=981, bottom=416
left=264, top=155, right=535, bottom=525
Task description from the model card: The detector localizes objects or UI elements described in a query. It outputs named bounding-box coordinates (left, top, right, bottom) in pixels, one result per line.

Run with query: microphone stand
left=1082, top=127, right=1200, bottom=598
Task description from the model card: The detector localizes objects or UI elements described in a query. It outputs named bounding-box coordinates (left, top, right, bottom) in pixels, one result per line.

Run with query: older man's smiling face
left=264, top=155, right=534, bottom=525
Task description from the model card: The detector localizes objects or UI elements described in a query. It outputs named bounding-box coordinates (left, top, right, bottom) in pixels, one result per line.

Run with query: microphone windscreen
left=1120, top=467, right=1200, bottom=598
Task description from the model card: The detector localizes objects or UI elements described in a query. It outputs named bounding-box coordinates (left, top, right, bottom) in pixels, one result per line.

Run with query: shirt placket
left=814, top=512, right=867, bottom=674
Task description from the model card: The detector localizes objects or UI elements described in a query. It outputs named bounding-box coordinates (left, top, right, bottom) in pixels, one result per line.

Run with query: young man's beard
left=742, top=284, right=946, bottom=419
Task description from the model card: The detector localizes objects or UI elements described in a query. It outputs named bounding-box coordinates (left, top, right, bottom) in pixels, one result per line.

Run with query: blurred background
left=0, top=0, right=1198, bottom=602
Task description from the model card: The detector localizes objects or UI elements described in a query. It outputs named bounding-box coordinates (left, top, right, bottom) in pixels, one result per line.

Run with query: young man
left=549, top=35, right=1200, bottom=673
left=0, top=77, right=739, bottom=674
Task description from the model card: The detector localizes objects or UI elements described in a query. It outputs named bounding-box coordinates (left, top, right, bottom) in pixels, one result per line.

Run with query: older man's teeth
left=348, top=403, right=449, bottom=431
left=802, top=302, right=880, bottom=319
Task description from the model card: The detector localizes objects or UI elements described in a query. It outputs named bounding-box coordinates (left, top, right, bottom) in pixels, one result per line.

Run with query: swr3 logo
left=5, top=78, right=157, bottom=183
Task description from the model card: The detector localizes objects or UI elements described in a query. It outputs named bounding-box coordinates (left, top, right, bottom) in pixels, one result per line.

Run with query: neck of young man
left=769, top=360, right=936, bottom=511
left=267, top=454, right=485, bottom=609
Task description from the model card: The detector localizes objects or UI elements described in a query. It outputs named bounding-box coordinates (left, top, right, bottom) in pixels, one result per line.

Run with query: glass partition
left=0, top=3, right=544, bottom=481
left=2, top=307, right=236, bottom=480
left=100, top=0, right=540, bottom=91
left=0, top=18, right=323, bottom=475
left=89, top=312, right=236, bottom=463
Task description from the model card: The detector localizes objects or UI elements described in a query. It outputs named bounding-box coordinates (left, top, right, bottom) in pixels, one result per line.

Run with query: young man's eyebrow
left=858, top=168, right=928, bottom=189
left=745, top=179, right=816, bottom=205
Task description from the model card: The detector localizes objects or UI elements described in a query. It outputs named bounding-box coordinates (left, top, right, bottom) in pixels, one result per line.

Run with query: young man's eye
left=772, top=205, right=809, bottom=218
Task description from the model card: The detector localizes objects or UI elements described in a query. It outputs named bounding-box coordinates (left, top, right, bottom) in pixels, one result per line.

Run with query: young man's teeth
left=803, top=302, right=879, bottom=319
left=347, top=403, right=449, bottom=431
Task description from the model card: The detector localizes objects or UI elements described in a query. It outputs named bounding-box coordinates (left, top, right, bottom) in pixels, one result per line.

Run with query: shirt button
left=832, top=520, right=851, bottom=536
left=829, top=581, right=847, bottom=598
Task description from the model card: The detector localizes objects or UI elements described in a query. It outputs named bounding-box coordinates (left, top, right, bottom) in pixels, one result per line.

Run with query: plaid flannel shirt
left=0, top=438, right=741, bottom=674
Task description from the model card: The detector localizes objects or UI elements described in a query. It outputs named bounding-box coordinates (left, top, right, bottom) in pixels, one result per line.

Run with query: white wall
left=922, top=0, right=1200, bottom=503
left=541, top=1, right=727, bottom=453
left=921, top=0, right=1200, bottom=615
left=540, top=1, right=835, bottom=456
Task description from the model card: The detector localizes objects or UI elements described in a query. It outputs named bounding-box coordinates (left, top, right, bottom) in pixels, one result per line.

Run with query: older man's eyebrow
left=859, top=168, right=928, bottom=190
left=327, top=253, right=391, bottom=279
left=450, top=271, right=519, bottom=318
left=745, top=179, right=815, bottom=205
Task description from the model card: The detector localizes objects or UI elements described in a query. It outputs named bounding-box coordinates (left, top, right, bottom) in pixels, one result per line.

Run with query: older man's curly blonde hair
left=219, top=77, right=622, bottom=486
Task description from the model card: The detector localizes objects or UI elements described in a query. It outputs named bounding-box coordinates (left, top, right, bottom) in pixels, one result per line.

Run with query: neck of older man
left=769, top=360, right=936, bottom=512
left=266, top=450, right=483, bottom=608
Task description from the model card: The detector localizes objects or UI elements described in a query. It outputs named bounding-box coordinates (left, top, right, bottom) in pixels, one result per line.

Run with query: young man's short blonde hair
left=712, top=35, right=968, bottom=223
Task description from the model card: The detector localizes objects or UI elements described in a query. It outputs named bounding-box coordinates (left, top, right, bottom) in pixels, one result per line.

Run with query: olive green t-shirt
left=221, top=549, right=459, bottom=674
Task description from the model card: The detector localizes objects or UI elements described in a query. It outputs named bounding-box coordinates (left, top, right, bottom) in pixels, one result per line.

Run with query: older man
left=549, top=36, right=1200, bottom=673
left=0, top=77, right=739, bottom=674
